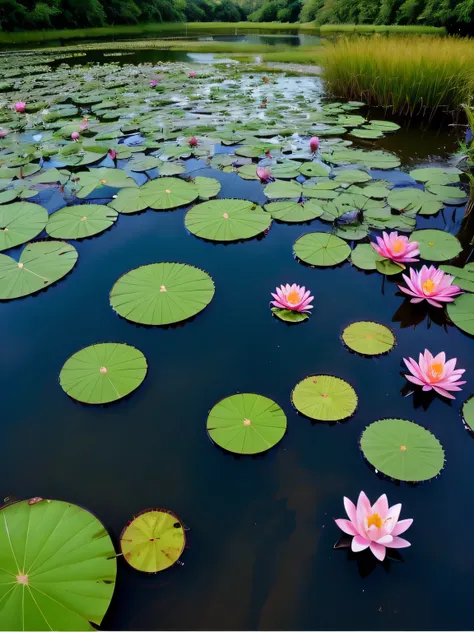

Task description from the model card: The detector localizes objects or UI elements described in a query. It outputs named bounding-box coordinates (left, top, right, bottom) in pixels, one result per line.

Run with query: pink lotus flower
left=15, top=102, right=26, bottom=113
left=257, top=165, right=273, bottom=183
left=79, top=119, right=89, bottom=132
left=189, top=136, right=198, bottom=148
left=335, top=491, right=413, bottom=561
left=0, top=129, right=8, bottom=138
left=372, top=231, right=420, bottom=264
left=398, top=265, right=462, bottom=308
left=71, top=131, right=80, bottom=141
left=403, top=349, right=466, bottom=400
left=150, top=79, right=159, bottom=87
left=189, top=71, right=197, bottom=78
left=310, top=136, right=319, bottom=152
left=109, top=149, right=117, bottom=160
left=271, top=284, right=314, bottom=313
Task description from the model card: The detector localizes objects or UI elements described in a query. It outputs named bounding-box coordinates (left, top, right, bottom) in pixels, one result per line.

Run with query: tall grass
left=320, top=24, right=446, bottom=35
left=323, top=36, right=474, bottom=119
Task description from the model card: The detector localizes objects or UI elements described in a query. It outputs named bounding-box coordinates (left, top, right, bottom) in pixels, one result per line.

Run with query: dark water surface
left=1, top=82, right=474, bottom=630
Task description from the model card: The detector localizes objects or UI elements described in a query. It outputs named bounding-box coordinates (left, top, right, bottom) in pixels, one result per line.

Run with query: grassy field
left=0, top=21, right=446, bottom=46
left=323, top=35, right=474, bottom=118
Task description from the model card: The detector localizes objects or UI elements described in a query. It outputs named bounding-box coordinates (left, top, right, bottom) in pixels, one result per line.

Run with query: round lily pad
left=426, top=184, right=467, bottom=204
left=59, top=342, right=147, bottom=404
left=0, top=240, right=78, bottom=300
left=342, top=321, right=395, bottom=356
left=109, top=188, right=149, bottom=214
left=0, top=201, right=48, bottom=252
left=271, top=307, right=309, bottom=323
left=140, top=177, right=198, bottom=210
left=185, top=199, right=270, bottom=242
left=387, top=188, right=442, bottom=216
left=263, top=180, right=302, bottom=199
left=265, top=200, right=323, bottom=223
left=410, top=167, right=460, bottom=186
left=360, top=418, right=444, bottom=482
left=447, top=293, right=474, bottom=336
left=411, top=229, right=462, bottom=262
left=110, top=262, right=215, bottom=325
left=291, top=375, right=357, bottom=421
left=207, top=393, right=287, bottom=454
left=46, top=204, right=118, bottom=239
left=0, top=498, right=116, bottom=631
left=194, top=176, right=221, bottom=199
left=120, top=509, right=185, bottom=573
left=462, top=396, right=474, bottom=432
left=350, top=243, right=384, bottom=270
left=294, top=232, right=351, bottom=267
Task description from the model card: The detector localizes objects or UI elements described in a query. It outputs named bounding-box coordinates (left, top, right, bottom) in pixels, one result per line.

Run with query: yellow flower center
left=392, top=239, right=404, bottom=254
left=422, top=279, right=436, bottom=294
left=367, top=512, right=383, bottom=529
left=286, top=290, right=301, bottom=305
left=429, top=362, right=444, bottom=381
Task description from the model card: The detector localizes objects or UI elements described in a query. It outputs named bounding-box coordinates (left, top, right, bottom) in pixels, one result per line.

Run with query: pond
left=0, top=49, right=473, bottom=632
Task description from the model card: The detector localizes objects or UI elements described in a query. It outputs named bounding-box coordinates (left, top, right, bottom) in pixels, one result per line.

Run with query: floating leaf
left=193, top=176, right=221, bottom=200
left=263, top=180, right=301, bottom=199
left=128, top=155, right=161, bottom=172
left=360, top=418, right=444, bottom=482
left=387, top=188, right=442, bottom=216
left=294, top=232, right=351, bottom=266
left=425, top=184, right=467, bottom=205
left=158, top=162, right=186, bottom=176
left=375, top=258, right=404, bottom=275
left=446, top=293, right=474, bottom=336
left=410, top=167, right=460, bottom=186
left=291, top=375, right=357, bottom=421
left=110, top=262, right=215, bottom=326
left=298, top=162, right=330, bottom=177
left=185, top=199, right=270, bottom=242
left=75, top=167, right=137, bottom=198
left=60, top=343, right=147, bottom=404
left=350, top=243, right=384, bottom=270
left=462, top=396, right=474, bottom=432
left=342, top=321, right=395, bottom=355
left=0, top=241, right=77, bottom=300
left=206, top=393, right=287, bottom=454
left=0, top=498, right=116, bottom=631
left=46, top=204, right=118, bottom=239
left=0, top=202, right=48, bottom=252
left=264, top=200, right=323, bottom=223
left=411, top=229, right=462, bottom=262
left=350, top=127, right=384, bottom=140
left=120, top=509, right=185, bottom=573
left=271, top=307, right=309, bottom=323
left=108, top=188, right=149, bottom=214
left=140, top=177, right=198, bottom=210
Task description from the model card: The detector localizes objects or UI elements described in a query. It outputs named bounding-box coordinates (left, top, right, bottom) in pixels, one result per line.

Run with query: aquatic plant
left=271, top=283, right=314, bottom=313
left=309, top=136, right=319, bottom=153
left=403, top=350, right=466, bottom=399
left=15, top=101, right=26, bottom=113
left=335, top=491, right=412, bottom=561
left=256, top=165, right=273, bottom=183
left=398, top=266, right=462, bottom=307
left=371, top=231, right=420, bottom=264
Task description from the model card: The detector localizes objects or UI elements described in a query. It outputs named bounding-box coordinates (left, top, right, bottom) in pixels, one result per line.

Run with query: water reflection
left=334, top=536, right=405, bottom=578
left=392, top=299, right=450, bottom=330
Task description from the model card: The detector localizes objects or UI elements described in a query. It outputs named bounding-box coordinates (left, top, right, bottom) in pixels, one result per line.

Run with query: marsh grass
left=320, top=24, right=446, bottom=35
left=323, top=36, right=474, bottom=119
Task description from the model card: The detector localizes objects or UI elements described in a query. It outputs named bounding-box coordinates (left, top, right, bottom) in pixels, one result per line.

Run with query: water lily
left=403, top=349, right=466, bottom=400
left=15, top=102, right=26, bottom=113
left=0, top=128, right=8, bottom=138
left=109, top=149, right=117, bottom=160
left=257, top=165, right=273, bottom=183
left=189, top=136, right=198, bottom=148
left=71, top=131, right=80, bottom=141
left=310, top=136, right=319, bottom=153
left=150, top=79, right=159, bottom=87
left=398, top=265, right=462, bottom=307
left=335, top=491, right=413, bottom=561
left=371, top=231, right=420, bottom=263
left=271, top=284, right=314, bottom=313
left=189, top=71, right=197, bottom=78
left=79, top=118, right=89, bottom=132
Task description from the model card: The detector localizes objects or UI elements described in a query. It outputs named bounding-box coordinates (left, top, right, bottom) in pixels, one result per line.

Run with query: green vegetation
left=319, top=23, right=446, bottom=34
left=323, top=36, right=474, bottom=119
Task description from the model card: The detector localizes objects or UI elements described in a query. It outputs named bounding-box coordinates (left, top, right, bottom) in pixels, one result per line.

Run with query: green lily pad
left=139, top=177, right=198, bottom=210
left=31, top=168, right=71, bottom=185
left=110, top=262, right=215, bottom=326
left=369, top=120, right=400, bottom=131
left=120, top=509, right=186, bottom=573
left=425, top=184, right=467, bottom=205
left=410, top=167, right=460, bottom=186
left=411, top=229, right=462, bottom=262
left=264, top=200, right=323, bottom=223
left=109, top=188, right=149, bottom=214
left=387, top=188, right=443, bottom=216
left=462, top=396, right=474, bottom=432
left=128, top=155, right=161, bottom=172
left=0, top=498, right=116, bottom=631
left=291, top=375, right=357, bottom=421
left=347, top=184, right=391, bottom=199
left=263, top=180, right=302, bottom=199
left=350, top=127, right=384, bottom=140
left=350, top=243, right=384, bottom=270
left=271, top=307, right=309, bottom=323
left=0, top=240, right=78, bottom=300
left=342, top=321, right=395, bottom=355
left=75, top=167, right=137, bottom=199
left=158, top=162, right=186, bottom=176
left=185, top=199, right=270, bottom=242
left=271, top=162, right=303, bottom=179
left=298, top=162, right=330, bottom=177
left=206, top=393, right=287, bottom=454
left=375, top=258, right=405, bottom=275
left=193, top=176, right=221, bottom=200
left=0, top=202, right=48, bottom=252
left=439, top=263, right=474, bottom=293
left=0, top=163, right=40, bottom=179
left=60, top=343, right=147, bottom=404
left=46, top=204, right=118, bottom=240
left=294, top=232, right=351, bottom=266
left=447, top=293, right=474, bottom=335
left=334, top=223, right=369, bottom=241
left=360, top=418, right=444, bottom=482
left=0, top=189, right=18, bottom=204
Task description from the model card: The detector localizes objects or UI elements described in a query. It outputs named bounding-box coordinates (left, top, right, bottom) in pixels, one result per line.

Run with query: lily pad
left=110, top=262, right=215, bottom=326
left=291, top=375, right=357, bottom=421
left=263, top=180, right=302, bottom=199
left=193, top=176, right=221, bottom=200
left=387, top=188, right=443, bottom=216
left=271, top=307, right=309, bottom=323
left=108, top=188, right=149, bottom=214
left=425, top=184, right=467, bottom=205
left=128, top=155, right=161, bottom=172
left=350, top=243, right=384, bottom=270
left=185, top=199, right=270, bottom=242
left=140, top=177, right=198, bottom=210
left=46, top=204, right=118, bottom=239
left=294, top=232, right=351, bottom=266
left=206, top=393, right=287, bottom=454
left=59, top=342, right=147, bottom=404
left=375, top=258, right=405, bottom=276
left=410, top=167, right=460, bottom=186
left=264, top=200, right=323, bottom=223
left=462, top=396, right=474, bottom=432
left=120, top=509, right=185, bottom=573
left=298, top=162, right=330, bottom=177
left=447, top=293, right=474, bottom=336
left=0, top=202, right=48, bottom=252
left=342, top=321, right=395, bottom=355
left=0, top=240, right=77, bottom=300
left=0, top=498, right=116, bottom=631
left=334, top=169, right=371, bottom=184
left=439, top=263, right=474, bottom=293
left=410, top=229, right=462, bottom=262
left=75, top=167, right=137, bottom=198
left=360, top=418, right=444, bottom=482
